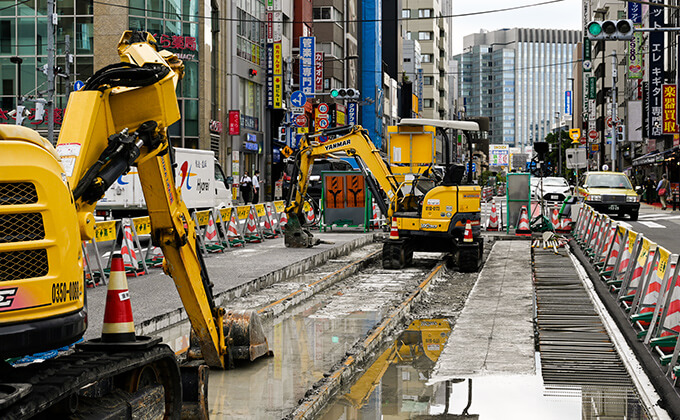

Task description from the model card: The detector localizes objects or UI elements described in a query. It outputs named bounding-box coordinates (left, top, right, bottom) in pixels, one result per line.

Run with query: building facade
left=455, top=28, right=580, bottom=152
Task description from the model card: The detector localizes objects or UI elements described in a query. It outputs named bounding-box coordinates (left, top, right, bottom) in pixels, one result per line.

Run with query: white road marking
left=638, top=214, right=680, bottom=221
left=638, top=221, right=665, bottom=228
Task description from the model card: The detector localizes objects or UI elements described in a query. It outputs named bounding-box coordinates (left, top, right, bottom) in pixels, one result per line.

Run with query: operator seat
left=442, top=164, right=465, bottom=186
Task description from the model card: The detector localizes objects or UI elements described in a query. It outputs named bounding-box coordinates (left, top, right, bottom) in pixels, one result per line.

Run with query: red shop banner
left=228, top=110, right=240, bottom=135
left=663, top=84, right=678, bottom=134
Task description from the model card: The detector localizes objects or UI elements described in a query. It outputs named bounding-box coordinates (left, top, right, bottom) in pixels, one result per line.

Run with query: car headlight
left=627, top=195, right=639, bottom=203
left=588, top=195, right=602, bottom=202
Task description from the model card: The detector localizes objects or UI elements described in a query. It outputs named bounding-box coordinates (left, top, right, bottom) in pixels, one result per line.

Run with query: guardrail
left=571, top=204, right=680, bottom=399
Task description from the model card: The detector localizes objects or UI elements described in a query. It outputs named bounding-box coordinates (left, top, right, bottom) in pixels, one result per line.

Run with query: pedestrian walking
left=252, top=170, right=260, bottom=204
left=657, top=173, right=670, bottom=210
left=239, top=171, right=253, bottom=204
left=645, top=177, right=655, bottom=204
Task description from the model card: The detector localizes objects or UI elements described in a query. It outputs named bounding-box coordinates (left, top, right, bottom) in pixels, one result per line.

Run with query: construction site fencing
left=84, top=201, right=289, bottom=287
left=572, top=204, right=680, bottom=389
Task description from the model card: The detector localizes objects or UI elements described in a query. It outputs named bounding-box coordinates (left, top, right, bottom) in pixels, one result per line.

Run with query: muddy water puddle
left=208, top=296, right=384, bottom=418
left=318, top=321, right=651, bottom=420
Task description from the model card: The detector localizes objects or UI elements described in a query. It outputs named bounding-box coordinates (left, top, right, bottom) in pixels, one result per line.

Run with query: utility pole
left=611, top=49, right=617, bottom=172
left=47, top=0, right=56, bottom=144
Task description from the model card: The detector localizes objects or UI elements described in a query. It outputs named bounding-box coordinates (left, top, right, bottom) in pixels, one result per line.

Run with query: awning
left=632, top=151, right=661, bottom=167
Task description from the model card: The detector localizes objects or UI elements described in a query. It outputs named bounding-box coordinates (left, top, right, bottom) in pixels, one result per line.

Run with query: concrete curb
left=137, top=234, right=378, bottom=336
left=286, top=262, right=447, bottom=420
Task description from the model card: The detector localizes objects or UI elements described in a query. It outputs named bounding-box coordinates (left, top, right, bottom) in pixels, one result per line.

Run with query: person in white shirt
left=252, top=170, right=261, bottom=204
left=239, top=171, right=253, bottom=204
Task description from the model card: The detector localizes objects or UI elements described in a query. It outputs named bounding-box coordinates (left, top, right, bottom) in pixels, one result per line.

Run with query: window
left=424, top=76, right=434, bottom=85
left=402, top=9, right=410, bottom=18
left=422, top=54, right=433, bottom=63
left=418, top=9, right=433, bottom=18
left=405, top=32, right=412, bottom=40
left=424, top=99, right=434, bottom=108
left=313, top=6, right=342, bottom=22
left=404, top=58, right=411, bottom=62
left=318, top=42, right=343, bottom=59
left=418, top=31, right=432, bottom=40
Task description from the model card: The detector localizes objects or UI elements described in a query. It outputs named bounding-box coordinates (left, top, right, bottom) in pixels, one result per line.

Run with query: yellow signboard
left=132, top=216, right=151, bottom=235
left=237, top=205, right=251, bottom=220
left=274, top=201, right=286, bottom=212
left=255, top=204, right=266, bottom=217
left=195, top=210, right=211, bottom=227
left=220, top=207, right=233, bottom=222
left=273, top=75, right=282, bottom=109
left=94, top=220, right=117, bottom=243
left=569, top=128, right=581, bottom=140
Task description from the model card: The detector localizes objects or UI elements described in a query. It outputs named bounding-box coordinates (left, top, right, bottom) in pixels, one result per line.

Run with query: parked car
left=577, top=171, right=640, bottom=220
left=531, top=177, right=572, bottom=203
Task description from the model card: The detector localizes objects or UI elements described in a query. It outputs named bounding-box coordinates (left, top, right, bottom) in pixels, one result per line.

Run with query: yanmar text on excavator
left=282, top=119, right=488, bottom=272
left=0, top=31, right=269, bottom=419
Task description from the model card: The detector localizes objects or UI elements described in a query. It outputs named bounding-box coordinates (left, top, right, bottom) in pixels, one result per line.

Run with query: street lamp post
left=555, top=112, right=562, bottom=176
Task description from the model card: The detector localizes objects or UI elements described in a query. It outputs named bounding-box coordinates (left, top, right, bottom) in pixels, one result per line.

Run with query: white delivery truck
left=97, top=147, right=232, bottom=218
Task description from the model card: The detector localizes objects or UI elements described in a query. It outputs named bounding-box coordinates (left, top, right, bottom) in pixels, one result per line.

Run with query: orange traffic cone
left=120, top=222, right=139, bottom=273
left=463, top=220, right=473, bottom=243
left=557, top=216, right=572, bottom=233
left=515, top=206, right=532, bottom=237
left=487, top=201, right=499, bottom=231
left=227, top=215, right=245, bottom=247
left=551, top=205, right=560, bottom=230
left=279, top=211, right=288, bottom=227
left=205, top=216, right=218, bottom=241
left=389, top=217, right=399, bottom=240
left=305, top=205, right=315, bottom=224
left=245, top=210, right=262, bottom=243
left=101, top=254, right=136, bottom=343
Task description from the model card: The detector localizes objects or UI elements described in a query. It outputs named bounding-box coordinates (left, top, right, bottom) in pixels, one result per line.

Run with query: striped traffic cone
left=463, top=220, right=473, bottom=243
left=389, top=217, right=399, bottom=240
left=515, top=206, right=532, bottom=237
left=101, top=254, right=136, bottom=343
left=245, top=211, right=262, bottom=243
left=145, top=246, right=164, bottom=268
left=305, top=205, right=315, bottom=225
left=557, top=216, right=572, bottom=233
left=279, top=211, right=288, bottom=228
left=486, top=201, right=499, bottom=231
left=204, top=216, right=225, bottom=253
left=120, top=221, right=144, bottom=276
left=263, top=207, right=278, bottom=239
left=551, top=205, right=560, bottom=230
left=227, top=215, right=245, bottom=247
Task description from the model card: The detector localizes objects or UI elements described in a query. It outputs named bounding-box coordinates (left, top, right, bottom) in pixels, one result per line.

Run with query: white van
left=97, top=147, right=232, bottom=218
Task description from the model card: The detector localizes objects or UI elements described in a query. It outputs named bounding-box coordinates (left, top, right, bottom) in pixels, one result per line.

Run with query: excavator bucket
left=283, top=212, right=318, bottom=248
left=224, top=310, right=272, bottom=363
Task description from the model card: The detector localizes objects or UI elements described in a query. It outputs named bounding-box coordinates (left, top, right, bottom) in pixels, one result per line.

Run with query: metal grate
left=534, top=248, right=634, bottom=387
left=0, top=183, right=38, bottom=205
left=0, top=213, right=44, bottom=243
left=0, top=249, right=48, bottom=281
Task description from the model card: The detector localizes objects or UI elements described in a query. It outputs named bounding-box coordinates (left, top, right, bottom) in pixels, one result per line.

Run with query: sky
left=451, top=0, right=583, bottom=55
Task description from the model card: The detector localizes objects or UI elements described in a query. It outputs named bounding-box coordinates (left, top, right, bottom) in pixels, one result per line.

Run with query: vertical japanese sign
left=315, top=52, right=324, bottom=92
left=347, top=102, right=357, bottom=126
left=272, top=41, right=283, bottom=109
left=663, top=85, right=678, bottom=134
left=266, top=13, right=273, bottom=43
left=266, top=43, right=274, bottom=108
left=648, top=0, right=664, bottom=138
left=628, top=1, right=643, bottom=79
left=564, top=91, right=572, bottom=116
left=417, top=68, right=424, bottom=115
left=228, top=110, right=240, bottom=135
left=299, top=37, right=315, bottom=95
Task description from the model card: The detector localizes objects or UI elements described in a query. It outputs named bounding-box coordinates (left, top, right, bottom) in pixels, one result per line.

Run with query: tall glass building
left=454, top=28, right=581, bottom=151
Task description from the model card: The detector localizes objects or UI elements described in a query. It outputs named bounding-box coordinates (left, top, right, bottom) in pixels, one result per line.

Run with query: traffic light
left=616, top=125, right=625, bottom=142
left=330, top=88, right=361, bottom=100
left=586, top=19, right=634, bottom=41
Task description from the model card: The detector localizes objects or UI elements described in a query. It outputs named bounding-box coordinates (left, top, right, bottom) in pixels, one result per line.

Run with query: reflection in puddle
left=207, top=296, right=385, bottom=419
left=319, top=320, right=651, bottom=420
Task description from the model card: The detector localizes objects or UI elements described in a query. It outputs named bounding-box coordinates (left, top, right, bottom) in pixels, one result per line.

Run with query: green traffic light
left=331, top=89, right=339, bottom=98
left=587, top=22, right=602, bottom=36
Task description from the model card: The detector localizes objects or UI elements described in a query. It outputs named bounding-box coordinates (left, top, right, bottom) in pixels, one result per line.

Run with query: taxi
left=578, top=171, right=640, bottom=220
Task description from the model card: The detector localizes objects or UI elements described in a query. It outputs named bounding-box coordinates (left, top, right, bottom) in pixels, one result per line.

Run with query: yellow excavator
left=0, top=31, right=268, bottom=419
left=283, top=122, right=486, bottom=271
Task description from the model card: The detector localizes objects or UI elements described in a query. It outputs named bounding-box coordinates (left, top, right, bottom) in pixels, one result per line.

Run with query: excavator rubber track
left=0, top=344, right=181, bottom=419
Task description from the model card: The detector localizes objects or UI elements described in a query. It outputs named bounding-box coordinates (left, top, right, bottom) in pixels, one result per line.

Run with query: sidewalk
left=84, top=230, right=377, bottom=339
